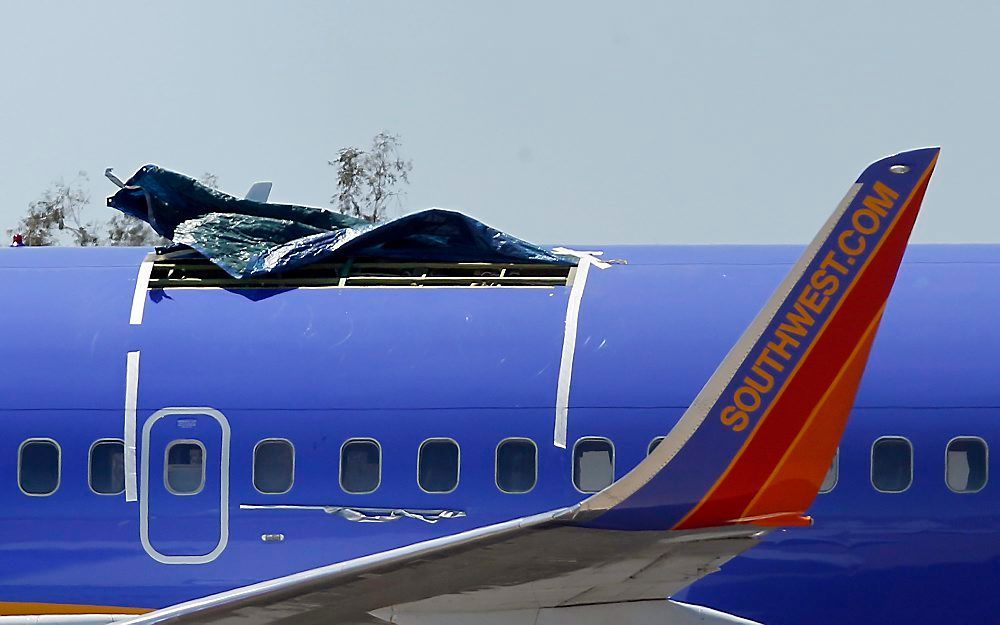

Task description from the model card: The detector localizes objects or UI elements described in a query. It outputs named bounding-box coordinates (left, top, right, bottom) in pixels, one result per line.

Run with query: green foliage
left=329, top=132, right=412, bottom=223
left=6, top=171, right=220, bottom=247
left=6, top=173, right=99, bottom=246
left=105, top=213, right=164, bottom=246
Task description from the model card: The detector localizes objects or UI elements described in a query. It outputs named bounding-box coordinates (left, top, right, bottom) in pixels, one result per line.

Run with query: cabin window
left=418, top=439, right=460, bottom=493
left=946, top=437, right=988, bottom=493
left=871, top=437, right=912, bottom=493
left=19, top=439, right=60, bottom=496
left=648, top=437, right=665, bottom=456
left=341, top=439, right=381, bottom=494
left=165, top=441, right=206, bottom=495
left=253, top=439, right=294, bottom=494
left=90, top=439, right=125, bottom=495
left=496, top=438, right=537, bottom=493
left=819, top=448, right=839, bottom=494
left=573, top=438, right=614, bottom=493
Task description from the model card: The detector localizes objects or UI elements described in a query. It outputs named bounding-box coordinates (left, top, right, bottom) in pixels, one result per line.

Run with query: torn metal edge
left=240, top=504, right=466, bottom=524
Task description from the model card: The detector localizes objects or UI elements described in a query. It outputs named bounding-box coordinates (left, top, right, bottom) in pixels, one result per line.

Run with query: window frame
left=819, top=447, right=839, bottom=494
left=164, top=439, right=207, bottom=496
left=252, top=438, right=295, bottom=495
left=88, top=438, right=125, bottom=496
left=417, top=437, right=461, bottom=494
left=18, top=438, right=61, bottom=497
left=494, top=437, right=538, bottom=494
left=945, top=435, right=988, bottom=494
left=647, top=436, right=665, bottom=456
left=339, top=438, right=382, bottom=495
left=572, top=436, right=615, bottom=494
left=870, top=436, right=913, bottom=494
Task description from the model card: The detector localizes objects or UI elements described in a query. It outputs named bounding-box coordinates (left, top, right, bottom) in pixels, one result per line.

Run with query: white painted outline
left=552, top=249, right=611, bottom=448
left=17, top=438, right=61, bottom=497
left=253, top=438, right=296, bottom=495
left=140, top=407, right=231, bottom=565
left=88, top=438, right=126, bottom=496
left=494, top=437, right=538, bottom=494
left=129, top=255, right=155, bottom=325
left=871, top=436, right=913, bottom=494
left=417, top=438, right=461, bottom=494
left=339, top=438, right=381, bottom=495
left=124, top=351, right=140, bottom=502
left=945, top=436, right=988, bottom=494
left=164, top=439, right=207, bottom=496
left=571, top=437, right=615, bottom=494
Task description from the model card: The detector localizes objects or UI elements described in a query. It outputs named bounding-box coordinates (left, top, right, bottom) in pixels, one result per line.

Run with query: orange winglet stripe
left=0, top=602, right=152, bottom=616
left=728, top=513, right=814, bottom=528
left=742, top=303, right=884, bottom=517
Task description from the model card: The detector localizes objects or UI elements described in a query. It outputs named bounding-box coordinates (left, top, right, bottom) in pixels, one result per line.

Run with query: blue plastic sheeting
left=108, top=165, right=573, bottom=278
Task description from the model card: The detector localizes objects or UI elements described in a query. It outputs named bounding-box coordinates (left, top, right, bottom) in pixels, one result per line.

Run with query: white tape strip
left=130, top=256, right=154, bottom=325
left=124, top=351, right=140, bottom=502
left=553, top=248, right=611, bottom=448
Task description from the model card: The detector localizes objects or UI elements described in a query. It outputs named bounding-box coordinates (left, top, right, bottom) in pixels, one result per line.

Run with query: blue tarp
left=108, top=165, right=573, bottom=278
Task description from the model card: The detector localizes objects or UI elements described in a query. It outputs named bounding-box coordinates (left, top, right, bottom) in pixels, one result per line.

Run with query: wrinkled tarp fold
left=108, top=165, right=573, bottom=278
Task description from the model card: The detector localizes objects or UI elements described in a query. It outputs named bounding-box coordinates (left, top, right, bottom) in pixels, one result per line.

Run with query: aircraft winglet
left=575, top=148, right=940, bottom=530
left=245, top=181, right=273, bottom=203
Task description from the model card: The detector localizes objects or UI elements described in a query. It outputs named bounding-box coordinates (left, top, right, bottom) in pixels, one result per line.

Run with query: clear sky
left=1, top=2, right=997, bottom=245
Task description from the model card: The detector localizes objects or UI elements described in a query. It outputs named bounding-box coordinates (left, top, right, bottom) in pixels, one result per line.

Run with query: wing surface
left=123, top=510, right=762, bottom=625
left=121, top=149, right=939, bottom=625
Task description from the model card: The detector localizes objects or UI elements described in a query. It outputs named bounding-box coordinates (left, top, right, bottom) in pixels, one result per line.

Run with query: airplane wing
left=121, top=148, right=939, bottom=625
left=122, top=511, right=764, bottom=625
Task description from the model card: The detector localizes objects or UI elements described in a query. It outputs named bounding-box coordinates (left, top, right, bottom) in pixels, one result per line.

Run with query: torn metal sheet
left=241, top=504, right=466, bottom=524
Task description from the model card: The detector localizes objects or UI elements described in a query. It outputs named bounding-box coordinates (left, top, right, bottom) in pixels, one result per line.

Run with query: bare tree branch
left=198, top=172, right=220, bottom=190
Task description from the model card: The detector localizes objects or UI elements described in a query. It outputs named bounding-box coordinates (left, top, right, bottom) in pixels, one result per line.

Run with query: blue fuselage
left=1, top=244, right=997, bottom=625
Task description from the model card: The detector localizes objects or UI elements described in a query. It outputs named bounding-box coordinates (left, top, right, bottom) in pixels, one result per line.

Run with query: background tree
left=105, top=213, right=163, bottom=246
left=330, top=132, right=412, bottom=222
left=9, top=199, right=62, bottom=246
left=8, top=170, right=220, bottom=247
left=7, top=173, right=98, bottom=246
left=198, top=172, right=220, bottom=190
